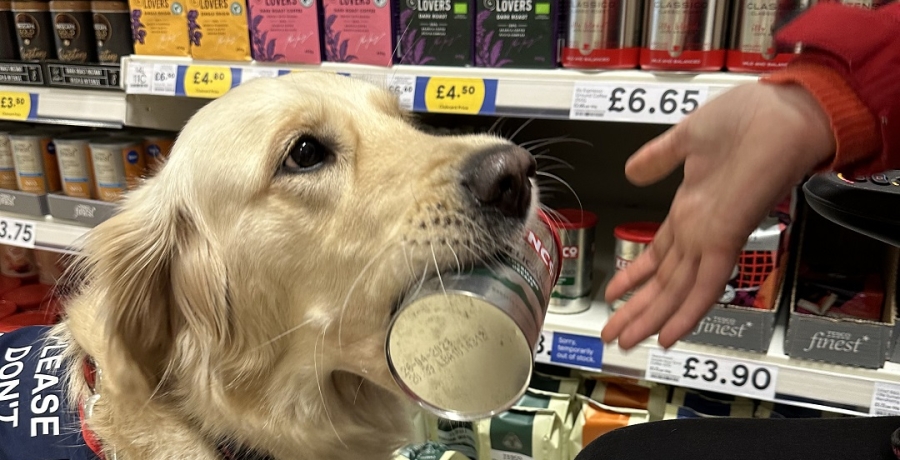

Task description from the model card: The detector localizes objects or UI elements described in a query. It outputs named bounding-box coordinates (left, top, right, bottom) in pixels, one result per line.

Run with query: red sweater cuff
left=761, top=61, right=881, bottom=173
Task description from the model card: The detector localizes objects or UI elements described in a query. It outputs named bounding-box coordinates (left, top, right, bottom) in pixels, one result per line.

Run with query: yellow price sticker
left=183, top=65, right=233, bottom=98
left=0, top=92, right=32, bottom=121
left=424, top=77, right=486, bottom=114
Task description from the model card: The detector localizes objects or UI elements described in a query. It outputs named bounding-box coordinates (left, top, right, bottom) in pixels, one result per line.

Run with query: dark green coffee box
left=474, top=0, right=557, bottom=68
left=398, top=0, right=473, bottom=66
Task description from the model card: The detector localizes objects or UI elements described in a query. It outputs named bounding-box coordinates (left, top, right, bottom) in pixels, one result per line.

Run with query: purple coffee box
left=475, top=0, right=559, bottom=68
left=248, top=0, right=323, bottom=64
left=320, top=0, right=398, bottom=66
left=397, top=0, right=474, bottom=66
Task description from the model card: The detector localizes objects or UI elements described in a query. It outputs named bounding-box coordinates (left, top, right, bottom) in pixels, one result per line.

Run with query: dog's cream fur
left=51, top=72, right=540, bottom=460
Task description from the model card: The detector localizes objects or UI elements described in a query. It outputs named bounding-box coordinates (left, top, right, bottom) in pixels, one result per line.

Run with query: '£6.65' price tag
left=570, top=82, right=708, bottom=124
left=646, top=348, right=778, bottom=401
left=0, top=217, right=36, bottom=248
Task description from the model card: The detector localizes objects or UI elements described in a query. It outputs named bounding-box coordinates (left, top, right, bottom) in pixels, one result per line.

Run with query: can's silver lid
left=386, top=292, right=533, bottom=421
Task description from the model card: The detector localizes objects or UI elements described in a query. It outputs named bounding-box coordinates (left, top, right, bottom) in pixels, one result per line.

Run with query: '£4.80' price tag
left=570, top=82, right=708, bottom=124
left=0, top=92, right=34, bottom=121
left=0, top=217, right=36, bottom=248
left=183, top=65, right=233, bottom=98
left=646, top=348, right=778, bottom=401
left=418, top=77, right=497, bottom=115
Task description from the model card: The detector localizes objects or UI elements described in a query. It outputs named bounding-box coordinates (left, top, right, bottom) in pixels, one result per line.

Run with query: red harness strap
left=81, top=357, right=107, bottom=460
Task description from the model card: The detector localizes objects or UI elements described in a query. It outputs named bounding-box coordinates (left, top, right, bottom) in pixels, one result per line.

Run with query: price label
left=127, top=62, right=152, bottom=94
left=417, top=77, right=497, bottom=115
left=0, top=92, right=34, bottom=121
left=241, top=67, right=280, bottom=84
left=646, top=348, right=778, bottom=401
left=150, top=64, right=178, bottom=96
left=533, top=330, right=603, bottom=370
left=534, top=330, right=554, bottom=365
left=386, top=74, right=416, bottom=111
left=183, top=65, right=233, bottom=98
left=870, top=382, right=900, bottom=416
left=0, top=217, right=36, bottom=248
left=570, top=82, right=708, bottom=124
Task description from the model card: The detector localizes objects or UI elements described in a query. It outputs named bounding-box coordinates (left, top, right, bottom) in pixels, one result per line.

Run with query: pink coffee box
left=247, top=0, right=323, bottom=64
left=320, top=0, right=396, bottom=66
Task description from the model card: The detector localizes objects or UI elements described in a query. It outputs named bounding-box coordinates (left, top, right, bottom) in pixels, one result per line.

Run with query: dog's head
left=69, top=72, right=541, bottom=458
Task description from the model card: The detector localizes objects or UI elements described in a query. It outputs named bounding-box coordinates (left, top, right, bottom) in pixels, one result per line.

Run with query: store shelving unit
left=0, top=84, right=127, bottom=128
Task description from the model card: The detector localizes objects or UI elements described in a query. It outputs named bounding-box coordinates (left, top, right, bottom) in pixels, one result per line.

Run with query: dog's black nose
left=463, top=145, right=536, bottom=218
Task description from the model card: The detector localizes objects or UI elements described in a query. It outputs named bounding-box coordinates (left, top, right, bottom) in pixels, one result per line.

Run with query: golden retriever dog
left=47, top=71, right=540, bottom=459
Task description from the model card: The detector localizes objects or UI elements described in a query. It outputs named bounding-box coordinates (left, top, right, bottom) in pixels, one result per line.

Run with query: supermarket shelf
left=121, top=56, right=759, bottom=123
left=544, top=300, right=900, bottom=417
left=0, top=209, right=90, bottom=253
left=0, top=85, right=127, bottom=128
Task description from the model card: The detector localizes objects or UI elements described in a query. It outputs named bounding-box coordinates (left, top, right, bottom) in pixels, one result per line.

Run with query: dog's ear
left=76, top=193, right=229, bottom=396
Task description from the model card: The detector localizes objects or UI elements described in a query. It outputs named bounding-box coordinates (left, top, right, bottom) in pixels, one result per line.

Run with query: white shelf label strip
left=150, top=64, right=178, bottom=96
left=646, top=348, right=779, bottom=401
left=0, top=216, right=36, bottom=248
left=870, top=381, right=900, bottom=416
left=570, top=82, right=709, bottom=124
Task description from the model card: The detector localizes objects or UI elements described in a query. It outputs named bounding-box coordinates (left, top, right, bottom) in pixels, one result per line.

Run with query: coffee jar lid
left=49, top=0, right=90, bottom=10
left=90, top=0, right=126, bottom=11
left=11, top=1, right=50, bottom=11
left=0, top=1, right=12, bottom=11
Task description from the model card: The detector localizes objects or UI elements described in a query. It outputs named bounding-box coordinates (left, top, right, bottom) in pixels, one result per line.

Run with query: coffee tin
left=54, top=132, right=98, bottom=198
left=726, top=0, right=812, bottom=73
left=640, top=0, right=729, bottom=71
left=90, top=0, right=132, bottom=63
left=12, top=0, right=55, bottom=60
left=0, top=1, right=19, bottom=59
left=0, top=122, right=29, bottom=190
left=562, top=0, right=643, bottom=69
left=611, top=221, right=659, bottom=310
left=386, top=211, right=561, bottom=421
left=50, top=0, right=96, bottom=62
left=9, top=129, right=64, bottom=194
left=89, top=136, right=145, bottom=202
left=548, top=208, right=597, bottom=314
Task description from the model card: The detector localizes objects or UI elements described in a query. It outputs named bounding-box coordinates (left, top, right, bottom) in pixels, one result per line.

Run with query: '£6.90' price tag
left=570, top=82, right=708, bottom=124
left=646, top=348, right=778, bottom=401
left=0, top=217, right=36, bottom=248
left=183, top=65, right=233, bottom=99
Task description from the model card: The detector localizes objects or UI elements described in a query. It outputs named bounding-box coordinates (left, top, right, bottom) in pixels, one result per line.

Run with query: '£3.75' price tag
left=0, top=92, right=35, bottom=121
left=183, top=65, right=233, bottom=99
left=0, top=217, right=36, bottom=248
left=570, top=82, right=708, bottom=124
left=646, top=348, right=778, bottom=401
left=417, top=77, right=497, bottom=115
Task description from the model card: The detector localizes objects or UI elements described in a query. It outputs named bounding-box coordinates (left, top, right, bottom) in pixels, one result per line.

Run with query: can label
left=641, top=0, right=727, bottom=70
left=551, top=227, right=594, bottom=299
left=91, top=142, right=145, bottom=202
left=0, top=136, right=18, bottom=190
left=562, top=0, right=641, bottom=69
left=612, top=239, right=648, bottom=308
left=56, top=141, right=94, bottom=198
left=726, top=0, right=810, bottom=72
left=11, top=137, right=61, bottom=194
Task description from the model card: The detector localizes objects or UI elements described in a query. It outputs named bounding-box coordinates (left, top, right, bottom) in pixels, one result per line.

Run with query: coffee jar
left=90, top=0, right=131, bottom=63
left=12, top=0, right=55, bottom=60
left=49, top=0, right=96, bottom=62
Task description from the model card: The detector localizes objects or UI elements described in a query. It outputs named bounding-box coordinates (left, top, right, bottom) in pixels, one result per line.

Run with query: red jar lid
left=0, top=310, right=55, bottom=332
left=2, top=283, right=54, bottom=311
left=0, top=299, right=16, bottom=319
left=614, top=222, right=662, bottom=244
left=553, top=209, right=598, bottom=230
left=0, top=275, right=22, bottom=296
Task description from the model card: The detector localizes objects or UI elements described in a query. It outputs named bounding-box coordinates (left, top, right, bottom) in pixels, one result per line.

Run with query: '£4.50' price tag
left=183, top=65, right=233, bottom=99
left=570, top=82, right=708, bottom=124
left=0, top=92, right=34, bottom=121
left=646, top=348, right=778, bottom=401
left=419, top=77, right=496, bottom=115
left=0, top=217, right=36, bottom=248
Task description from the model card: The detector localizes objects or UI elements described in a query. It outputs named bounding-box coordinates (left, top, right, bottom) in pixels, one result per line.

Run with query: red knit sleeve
left=760, top=2, right=900, bottom=176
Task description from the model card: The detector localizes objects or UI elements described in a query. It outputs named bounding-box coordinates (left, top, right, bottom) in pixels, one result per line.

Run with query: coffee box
left=474, top=0, right=557, bottom=68
left=398, top=0, right=472, bottom=66
left=247, top=0, right=321, bottom=63
left=321, top=0, right=397, bottom=66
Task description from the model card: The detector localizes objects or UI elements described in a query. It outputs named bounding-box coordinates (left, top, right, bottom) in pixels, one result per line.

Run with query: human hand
left=602, top=82, right=836, bottom=350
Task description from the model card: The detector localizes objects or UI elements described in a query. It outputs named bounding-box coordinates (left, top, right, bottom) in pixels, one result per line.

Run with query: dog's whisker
left=315, top=323, right=347, bottom=448
left=337, top=242, right=397, bottom=351
left=352, top=375, right=366, bottom=406
left=536, top=170, right=583, bottom=212
left=508, top=118, right=535, bottom=142
left=488, top=116, right=509, bottom=137
left=446, top=241, right=462, bottom=274
left=533, top=153, right=574, bottom=170
left=253, top=315, right=322, bottom=350
left=429, top=242, right=447, bottom=296
left=520, top=137, right=593, bottom=152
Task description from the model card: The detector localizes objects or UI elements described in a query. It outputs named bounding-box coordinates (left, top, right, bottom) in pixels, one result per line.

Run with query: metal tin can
left=0, top=122, right=29, bottom=190
left=12, top=0, right=55, bottom=61
left=640, top=0, right=729, bottom=71
left=89, top=137, right=145, bottom=202
left=0, top=244, right=37, bottom=282
left=386, top=211, right=561, bottom=421
left=90, top=0, right=132, bottom=63
left=0, top=1, right=19, bottom=59
left=9, top=129, right=64, bottom=194
left=549, top=208, right=597, bottom=314
left=611, top=221, right=659, bottom=310
left=49, top=0, right=96, bottom=62
left=54, top=132, right=98, bottom=199
left=562, top=0, right=643, bottom=69
left=726, top=0, right=812, bottom=73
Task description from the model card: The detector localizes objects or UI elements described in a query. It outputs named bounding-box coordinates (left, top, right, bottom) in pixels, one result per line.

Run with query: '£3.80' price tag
left=183, top=65, right=233, bottom=99
left=570, top=82, right=708, bottom=124
left=0, top=217, right=36, bottom=248
left=0, top=92, right=34, bottom=121
left=646, top=348, right=778, bottom=401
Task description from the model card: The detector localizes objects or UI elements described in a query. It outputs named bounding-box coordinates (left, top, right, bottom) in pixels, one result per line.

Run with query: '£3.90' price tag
left=183, top=65, right=233, bottom=99
left=570, top=82, right=708, bottom=124
left=0, top=91, right=34, bottom=121
left=418, top=77, right=497, bottom=115
left=0, top=217, right=36, bottom=248
left=646, top=348, right=778, bottom=401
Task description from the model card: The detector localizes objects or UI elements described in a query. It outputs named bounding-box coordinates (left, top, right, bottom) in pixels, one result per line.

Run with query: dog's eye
left=283, top=136, right=330, bottom=172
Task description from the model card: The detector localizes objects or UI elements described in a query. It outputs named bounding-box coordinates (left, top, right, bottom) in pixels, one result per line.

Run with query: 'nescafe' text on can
left=387, top=211, right=561, bottom=421
left=548, top=208, right=597, bottom=314
left=640, top=0, right=729, bottom=71
left=562, top=0, right=643, bottom=69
